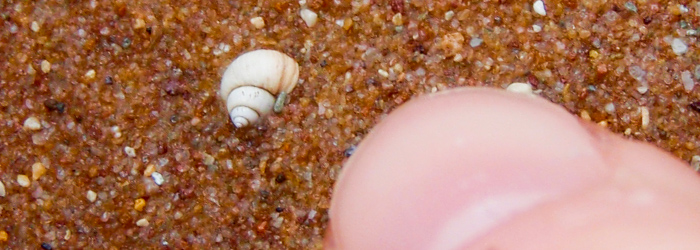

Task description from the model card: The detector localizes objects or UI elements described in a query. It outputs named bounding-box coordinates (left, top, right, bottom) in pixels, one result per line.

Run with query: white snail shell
left=219, top=49, right=300, bottom=128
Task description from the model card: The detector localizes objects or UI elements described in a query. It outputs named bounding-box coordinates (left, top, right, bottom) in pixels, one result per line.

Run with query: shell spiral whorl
left=220, top=49, right=300, bottom=128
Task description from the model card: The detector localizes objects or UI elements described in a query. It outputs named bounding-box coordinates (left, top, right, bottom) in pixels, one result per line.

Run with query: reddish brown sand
left=1, top=0, right=700, bottom=248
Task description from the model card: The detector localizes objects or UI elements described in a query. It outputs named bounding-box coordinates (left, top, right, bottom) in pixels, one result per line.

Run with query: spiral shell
left=219, top=49, right=300, bottom=128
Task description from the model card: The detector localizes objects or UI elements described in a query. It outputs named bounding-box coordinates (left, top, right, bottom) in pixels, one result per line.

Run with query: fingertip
left=328, top=88, right=611, bottom=249
left=327, top=87, right=700, bottom=249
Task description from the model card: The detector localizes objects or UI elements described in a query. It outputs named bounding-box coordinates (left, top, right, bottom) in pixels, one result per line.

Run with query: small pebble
left=0, top=181, right=5, bottom=197
left=506, top=82, right=534, bottom=95
left=202, top=153, right=215, bottom=165
left=307, top=209, right=317, bottom=220
left=378, top=69, right=389, bottom=78
left=31, top=21, right=40, bottom=32
left=134, top=18, right=146, bottom=29
left=122, top=37, right=132, bottom=48
left=143, top=164, right=156, bottom=177
left=533, top=0, right=546, bottom=16
left=624, top=1, right=638, bottom=12
left=672, top=38, right=688, bottom=55
left=690, top=101, right=700, bottom=113
left=344, top=145, right=357, bottom=157
left=41, top=242, right=52, bottom=250
left=604, top=103, right=616, bottom=114
left=250, top=17, right=265, bottom=29
left=392, top=13, right=403, bottom=26
left=440, top=32, right=465, bottom=56
left=124, top=146, right=136, bottom=157
left=628, top=65, right=646, bottom=82
left=17, top=175, right=30, bottom=187
left=692, top=155, right=700, bottom=171
left=27, top=65, right=36, bottom=75
left=580, top=110, right=592, bottom=121
left=444, top=10, right=454, bottom=20
left=682, top=70, right=695, bottom=91
left=151, top=172, right=164, bottom=185
left=273, top=91, right=287, bottom=113
left=589, top=50, right=599, bottom=59
left=86, top=190, right=97, bottom=202
left=23, top=117, right=42, bottom=131
left=275, top=173, right=287, bottom=183
left=300, top=9, right=318, bottom=27
left=32, top=162, right=47, bottom=180
left=0, top=231, right=6, bottom=242
left=40, top=60, right=51, bottom=73
left=469, top=37, right=483, bottom=48
left=342, top=18, right=353, bottom=30
left=532, top=24, right=542, bottom=32
left=134, top=198, right=146, bottom=211
left=640, top=107, right=650, bottom=129
left=136, top=218, right=149, bottom=227
left=111, top=126, right=122, bottom=138
left=636, top=86, right=648, bottom=94
left=85, top=69, right=96, bottom=79
left=43, top=99, right=66, bottom=113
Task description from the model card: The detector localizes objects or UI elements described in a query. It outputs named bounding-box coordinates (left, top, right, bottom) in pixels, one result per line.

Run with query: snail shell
left=219, top=49, right=300, bottom=128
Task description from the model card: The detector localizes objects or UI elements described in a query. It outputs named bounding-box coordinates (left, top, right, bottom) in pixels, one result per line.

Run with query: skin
left=325, top=87, right=700, bottom=249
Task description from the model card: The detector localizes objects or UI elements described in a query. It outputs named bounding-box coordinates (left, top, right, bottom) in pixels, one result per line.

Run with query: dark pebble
left=527, top=73, right=539, bottom=87
left=643, top=16, right=652, bottom=25
left=122, top=37, right=132, bottom=48
left=275, top=207, right=284, bottom=213
left=366, top=78, right=377, bottom=85
left=41, top=243, right=52, bottom=250
left=105, top=76, right=113, bottom=85
left=43, top=99, right=66, bottom=113
left=413, top=44, right=426, bottom=54
left=163, top=80, right=186, bottom=96
left=343, top=145, right=357, bottom=158
left=157, top=143, right=168, bottom=155
left=275, top=173, right=287, bottom=183
left=320, top=60, right=327, bottom=67
left=689, top=101, right=700, bottom=113
left=612, top=4, right=621, bottom=12
left=260, top=190, right=270, bottom=200
left=390, top=0, right=403, bottom=13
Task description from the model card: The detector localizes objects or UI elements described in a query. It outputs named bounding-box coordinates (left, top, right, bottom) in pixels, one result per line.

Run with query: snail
left=219, top=49, right=300, bottom=128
